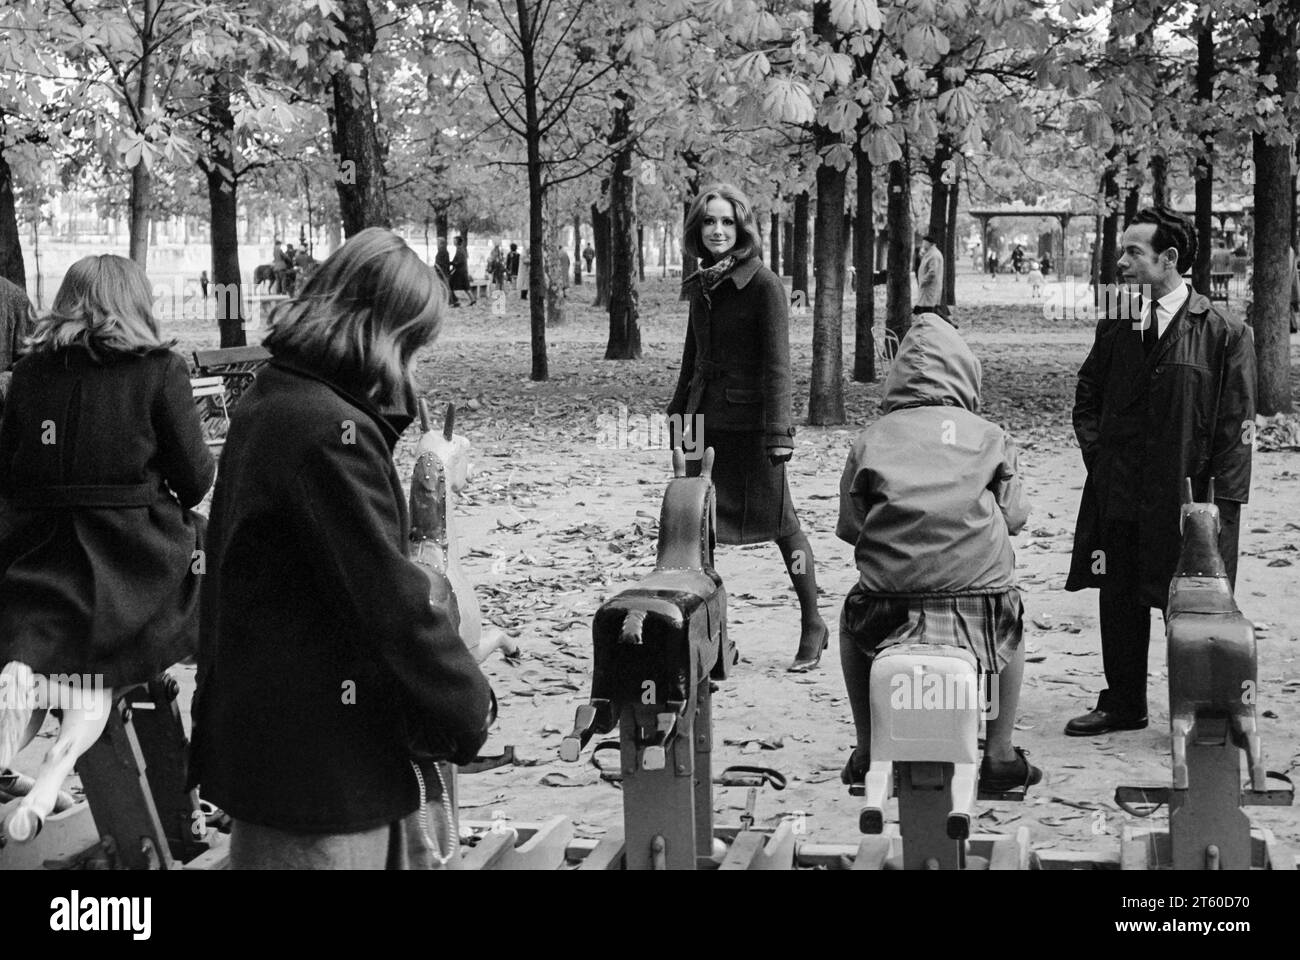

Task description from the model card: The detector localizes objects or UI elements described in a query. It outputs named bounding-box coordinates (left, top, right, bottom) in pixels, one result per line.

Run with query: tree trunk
left=853, top=135, right=875, bottom=383
left=792, top=191, right=810, bottom=300
left=926, top=117, right=952, bottom=252
left=544, top=192, right=565, bottom=328
left=1193, top=13, right=1215, bottom=295
left=681, top=198, right=693, bottom=278
left=518, top=0, right=546, bottom=380
left=330, top=0, right=392, bottom=235
left=680, top=150, right=701, bottom=278
left=605, top=94, right=641, bottom=359
left=945, top=170, right=959, bottom=313
left=885, top=156, right=912, bottom=339
left=1253, top=12, right=1297, bottom=416
left=1097, top=146, right=1120, bottom=304
left=573, top=211, right=582, bottom=284
left=592, top=197, right=610, bottom=308
left=809, top=156, right=846, bottom=414
left=0, top=145, right=26, bottom=289
left=204, top=74, right=246, bottom=348
left=770, top=212, right=780, bottom=273
left=1124, top=152, right=1140, bottom=224
left=1150, top=154, right=1169, bottom=210
left=128, top=0, right=157, bottom=265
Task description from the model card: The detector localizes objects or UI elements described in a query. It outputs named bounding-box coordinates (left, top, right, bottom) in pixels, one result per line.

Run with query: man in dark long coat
left=1064, top=207, right=1256, bottom=736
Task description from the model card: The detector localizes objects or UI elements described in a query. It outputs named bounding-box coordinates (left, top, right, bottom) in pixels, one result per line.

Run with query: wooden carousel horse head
left=409, top=400, right=516, bottom=664
left=1175, top=477, right=1227, bottom=579
left=1166, top=476, right=1265, bottom=796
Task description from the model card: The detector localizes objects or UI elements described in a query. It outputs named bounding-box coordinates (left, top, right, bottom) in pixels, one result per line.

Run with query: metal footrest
left=1115, top=783, right=1172, bottom=816
left=1243, top=772, right=1294, bottom=807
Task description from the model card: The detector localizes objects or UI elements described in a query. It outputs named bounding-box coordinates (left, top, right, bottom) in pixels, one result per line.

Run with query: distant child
left=835, top=314, right=1042, bottom=794
left=0, top=255, right=215, bottom=841
left=1026, top=265, right=1044, bottom=299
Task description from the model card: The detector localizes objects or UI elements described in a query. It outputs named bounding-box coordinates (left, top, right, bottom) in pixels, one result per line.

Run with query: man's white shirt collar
left=1146, top=280, right=1188, bottom=338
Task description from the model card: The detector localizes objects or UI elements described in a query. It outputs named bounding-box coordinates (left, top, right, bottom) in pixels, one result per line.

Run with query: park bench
left=190, top=345, right=272, bottom=450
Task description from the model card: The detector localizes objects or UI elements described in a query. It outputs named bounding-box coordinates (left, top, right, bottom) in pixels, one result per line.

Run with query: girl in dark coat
left=190, top=227, right=493, bottom=869
left=668, top=183, right=830, bottom=672
left=0, top=255, right=214, bottom=841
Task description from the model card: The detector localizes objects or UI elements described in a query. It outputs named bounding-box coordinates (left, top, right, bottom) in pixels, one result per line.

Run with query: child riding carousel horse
left=0, top=255, right=215, bottom=842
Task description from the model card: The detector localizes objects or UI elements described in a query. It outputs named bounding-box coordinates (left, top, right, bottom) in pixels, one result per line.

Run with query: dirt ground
left=13, top=267, right=1300, bottom=862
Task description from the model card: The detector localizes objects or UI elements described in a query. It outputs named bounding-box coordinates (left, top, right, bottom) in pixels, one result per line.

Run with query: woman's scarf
left=679, top=253, right=740, bottom=303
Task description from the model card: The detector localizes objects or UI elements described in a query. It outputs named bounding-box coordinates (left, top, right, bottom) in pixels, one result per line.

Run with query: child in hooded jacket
left=836, top=314, right=1042, bottom=793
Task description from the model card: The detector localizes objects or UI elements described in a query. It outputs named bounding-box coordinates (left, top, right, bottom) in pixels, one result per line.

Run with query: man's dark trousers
left=1096, top=519, right=1153, bottom=718
left=1096, top=502, right=1241, bottom=718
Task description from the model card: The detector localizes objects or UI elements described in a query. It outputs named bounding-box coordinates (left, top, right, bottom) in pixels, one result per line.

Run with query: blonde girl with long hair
left=0, top=255, right=215, bottom=841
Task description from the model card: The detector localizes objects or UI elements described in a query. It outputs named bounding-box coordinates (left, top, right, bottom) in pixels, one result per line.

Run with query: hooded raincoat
left=837, top=315, right=1029, bottom=595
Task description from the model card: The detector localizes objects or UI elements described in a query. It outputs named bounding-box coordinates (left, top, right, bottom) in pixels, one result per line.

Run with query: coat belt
left=13, top=482, right=162, bottom=509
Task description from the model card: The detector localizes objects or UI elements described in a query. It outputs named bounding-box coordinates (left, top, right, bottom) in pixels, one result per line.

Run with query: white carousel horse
left=0, top=663, right=114, bottom=842
left=410, top=400, right=519, bottom=664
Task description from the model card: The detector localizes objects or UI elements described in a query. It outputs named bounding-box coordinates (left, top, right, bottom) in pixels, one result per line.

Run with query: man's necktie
left=1143, top=298, right=1159, bottom=357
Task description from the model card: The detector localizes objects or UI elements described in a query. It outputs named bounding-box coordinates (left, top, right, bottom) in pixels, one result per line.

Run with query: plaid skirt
left=839, top=585, right=1024, bottom=673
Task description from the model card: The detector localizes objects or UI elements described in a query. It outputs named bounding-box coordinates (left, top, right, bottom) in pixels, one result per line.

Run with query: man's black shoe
left=1064, top=708, right=1148, bottom=737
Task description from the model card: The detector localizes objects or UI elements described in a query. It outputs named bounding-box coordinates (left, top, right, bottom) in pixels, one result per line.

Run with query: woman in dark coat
left=190, top=227, right=493, bottom=869
left=0, top=254, right=214, bottom=841
left=668, top=183, right=829, bottom=672
left=450, top=235, right=476, bottom=306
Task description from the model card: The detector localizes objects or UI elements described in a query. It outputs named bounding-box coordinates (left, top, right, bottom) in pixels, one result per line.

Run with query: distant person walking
left=434, top=236, right=452, bottom=288
left=272, top=239, right=289, bottom=294
left=558, top=249, right=571, bottom=292
left=449, top=236, right=476, bottom=307
left=505, top=243, right=521, bottom=290
left=1011, top=244, right=1025, bottom=276
left=199, top=270, right=210, bottom=299
left=487, top=244, right=506, bottom=292
left=914, top=232, right=947, bottom=322
left=582, top=242, right=595, bottom=274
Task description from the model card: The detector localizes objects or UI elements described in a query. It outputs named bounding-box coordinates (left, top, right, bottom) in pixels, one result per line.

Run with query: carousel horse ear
left=1181, top=477, right=1193, bottom=505
left=672, top=448, right=686, bottom=478
left=419, top=398, right=432, bottom=433
left=443, top=403, right=456, bottom=442
left=701, top=447, right=715, bottom=480
left=1207, top=476, right=1216, bottom=504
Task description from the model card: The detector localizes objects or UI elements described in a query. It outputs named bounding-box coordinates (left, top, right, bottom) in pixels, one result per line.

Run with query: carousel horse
left=0, top=663, right=115, bottom=842
left=410, top=400, right=518, bottom=664
left=1166, top=477, right=1266, bottom=799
